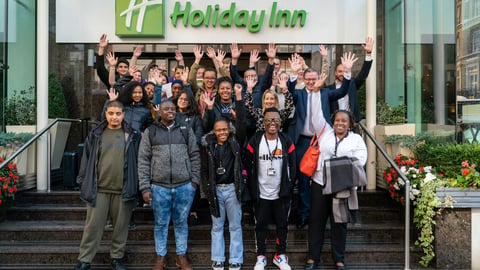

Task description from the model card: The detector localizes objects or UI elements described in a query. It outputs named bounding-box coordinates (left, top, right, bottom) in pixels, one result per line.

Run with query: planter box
left=435, top=188, right=480, bottom=269
left=374, top=124, right=416, bottom=189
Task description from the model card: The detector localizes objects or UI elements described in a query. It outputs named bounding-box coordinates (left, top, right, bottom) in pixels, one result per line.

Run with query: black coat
left=245, top=132, right=296, bottom=202
left=77, top=120, right=141, bottom=206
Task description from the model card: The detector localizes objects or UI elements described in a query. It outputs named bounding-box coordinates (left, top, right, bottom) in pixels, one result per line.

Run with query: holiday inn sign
left=56, top=0, right=366, bottom=44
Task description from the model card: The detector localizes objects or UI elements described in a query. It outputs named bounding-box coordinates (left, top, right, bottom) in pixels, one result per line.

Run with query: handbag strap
left=310, top=123, right=327, bottom=146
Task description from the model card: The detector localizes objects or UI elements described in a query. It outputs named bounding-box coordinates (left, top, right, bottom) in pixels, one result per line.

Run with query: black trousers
left=308, top=181, right=347, bottom=264
left=253, top=197, right=291, bottom=256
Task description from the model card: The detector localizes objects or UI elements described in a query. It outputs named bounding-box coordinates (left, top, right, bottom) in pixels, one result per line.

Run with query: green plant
left=414, top=142, right=480, bottom=179
left=48, top=72, right=68, bottom=119
left=413, top=174, right=449, bottom=267
left=0, top=155, right=19, bottom=205
left=0, top=132, right=34, bottom=147
left=4, top=88, right=36, bottom=125
left=449, top=160, right=480, bottom=189
left=376, top=101, right=406, bottom=125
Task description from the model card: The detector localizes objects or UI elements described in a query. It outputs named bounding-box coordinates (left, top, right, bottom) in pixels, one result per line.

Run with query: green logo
left=115, top=0, right=164, bottom=37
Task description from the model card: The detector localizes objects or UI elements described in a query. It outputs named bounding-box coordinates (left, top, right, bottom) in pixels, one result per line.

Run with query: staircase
left=0, top=186, right=421, bottom=269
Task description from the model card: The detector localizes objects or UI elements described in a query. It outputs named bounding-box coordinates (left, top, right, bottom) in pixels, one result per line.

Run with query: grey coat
left=137, top=121, right=201, bottom=194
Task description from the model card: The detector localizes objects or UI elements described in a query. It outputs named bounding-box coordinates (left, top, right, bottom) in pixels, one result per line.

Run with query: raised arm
left=129, top=45, right=142, bottom=67
left=96, top=33, right=111, bottom=88
left=105, top=51, right=118, bottom=87
left=188, top=45, right=204, bottom=95
left=329, top=52, right=357, bottom=101
left=229, top=42, right=244, bottom=85
left=175, top=49, right=185, bottom=67
left=354, top=36, right=374, bottom=88
left=319, top=45, right=330, bottom=77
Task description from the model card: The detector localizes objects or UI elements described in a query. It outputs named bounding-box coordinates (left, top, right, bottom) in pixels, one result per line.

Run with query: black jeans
left=307, top=181, right=347, bottom=264
left=253, top=197, right=291, bottom=256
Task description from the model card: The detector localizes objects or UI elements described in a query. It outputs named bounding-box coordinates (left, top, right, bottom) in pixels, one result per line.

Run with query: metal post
left=405, top=181, right=411, bottom=270
left=47, top=131, right=51, bottom=193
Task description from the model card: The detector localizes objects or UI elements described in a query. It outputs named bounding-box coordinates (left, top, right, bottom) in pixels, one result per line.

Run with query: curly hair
left=117, top=80, right=150, bottom=105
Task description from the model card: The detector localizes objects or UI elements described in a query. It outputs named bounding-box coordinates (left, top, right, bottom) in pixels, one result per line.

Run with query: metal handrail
left=358, top=121, right=411, bottom=270
left=0, top=118, right=82, bottom=172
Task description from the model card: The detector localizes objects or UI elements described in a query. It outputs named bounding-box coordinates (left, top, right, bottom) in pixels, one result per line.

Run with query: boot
left=175, top=254, right=192, bottom=270
left=152, top=255, right=166, bottom=270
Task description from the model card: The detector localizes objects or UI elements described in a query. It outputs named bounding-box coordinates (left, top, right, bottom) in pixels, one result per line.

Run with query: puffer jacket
left=137, top=121, right=201, bottom=194
left=176, top=112, right=204, bottom=147
left=245, top=132, right=296, bottom=201
left=77, top=120, right=141, bottom=206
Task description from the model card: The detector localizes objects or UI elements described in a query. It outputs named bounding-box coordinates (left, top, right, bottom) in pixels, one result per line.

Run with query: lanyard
left=333, top=132, right=348, bottom=157
left=264, top=134, right=279, bottom=166
left=214, top=144, right=225, bottom=168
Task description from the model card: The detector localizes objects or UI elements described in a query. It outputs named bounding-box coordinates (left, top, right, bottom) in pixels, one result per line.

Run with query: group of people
left=73, top=34, right=374, bottom=270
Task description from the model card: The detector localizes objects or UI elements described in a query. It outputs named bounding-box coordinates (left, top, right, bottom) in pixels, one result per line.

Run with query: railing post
left=405, top=181, right=411, bottom=270
left=47, top=130, right=51, bottom=193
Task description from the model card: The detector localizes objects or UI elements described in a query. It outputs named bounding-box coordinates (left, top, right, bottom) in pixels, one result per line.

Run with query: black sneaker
left=111, top=258, right=126, bottom=270
left=128, top=219, right=136, bottom=229
left=74, top=261, right=91, bottom=270
left=229, top=262, right=242, bottom=270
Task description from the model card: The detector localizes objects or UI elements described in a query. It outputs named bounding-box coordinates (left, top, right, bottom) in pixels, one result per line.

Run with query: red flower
left=0, top=199, right=2, bottom=205
left=2, top=184, right=7, bottom=190
left=8, top=188, right=13, bottom=194
left=400, top=197, right=405, bottom=203
left=462, top=168, right=470, bottom=176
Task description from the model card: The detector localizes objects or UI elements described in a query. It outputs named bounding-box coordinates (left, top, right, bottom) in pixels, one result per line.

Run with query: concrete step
left=5, top=204, right=403, bottom=224
left=0, top=220, right=405, bottom=243
left=0, top=239, right=410, bottom=266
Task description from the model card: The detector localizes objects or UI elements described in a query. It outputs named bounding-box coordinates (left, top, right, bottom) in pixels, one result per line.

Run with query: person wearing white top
left=306, top=110, right=367, bottom=270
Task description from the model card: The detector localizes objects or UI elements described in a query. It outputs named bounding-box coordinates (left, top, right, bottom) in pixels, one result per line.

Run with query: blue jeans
left=151, top=183, right=196, bottom=256
left=296, top=135, right=312, bottom=219
left=211, top=183, right=243, bottom=264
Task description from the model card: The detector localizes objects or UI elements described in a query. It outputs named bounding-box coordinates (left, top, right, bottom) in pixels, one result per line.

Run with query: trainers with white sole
left=212, top=261, right=224, bottom=270
left=254, top=255, right=267, bottom=270
left=273, top=254, right=291, bottom=270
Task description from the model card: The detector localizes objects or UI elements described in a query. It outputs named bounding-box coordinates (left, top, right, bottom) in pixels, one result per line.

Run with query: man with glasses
left=286, top=52, right=357, bottom=229
left=246, top=108, right=296, bottom=270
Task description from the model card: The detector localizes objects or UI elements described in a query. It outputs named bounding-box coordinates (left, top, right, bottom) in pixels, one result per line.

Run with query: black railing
left=357, top=121, right=411, bottom=270
left=0, top=118, right=82, bottom=191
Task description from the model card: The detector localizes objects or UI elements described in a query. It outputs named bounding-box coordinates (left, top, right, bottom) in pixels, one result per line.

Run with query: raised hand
left=181, top=66, right=190, bottom=83
left=313, top=73, right=327, bottom=92
left=216, top=49, right=226, bottom=65
left=245, top=77, right=256, bottom=93
left=129, top=65, right=138, bottom=76
left=362, top=36, right=375, bottom=54
left=234, top=83, right=243, bottom=99
left=99, top=34, right=108, bottom=49
left=106, top=88, right=119, bottom=101
left=265, top=42, right=277, bottom=60
left=106, top=51, right=117, bottom=67
left=249, top=49, right=260, bottom=66
left=341, top=52, right=358, bottom=72
left=288, top=53, right=302, bottom=74
left=206, top=47, right=216, bottom=60
left=175, top=49, right=184, bottom=62
left=278, top=74, right=288, bottom=90
left=153, top=104, right=160, bottom=112
left=200, top=91, right=215, bottom=109
left=133, top=45, right=142, bottom=58
left=319, top=45, right=328, bottom=58
left=230, top=42, right=242, bottom=60
left=193, top=45, right=204, bottom=63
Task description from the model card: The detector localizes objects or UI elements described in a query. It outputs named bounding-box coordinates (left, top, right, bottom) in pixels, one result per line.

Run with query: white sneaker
left=254, top=255, right=267, bottom=270
left=273, top=254, right=291, bottom=270
left=212, top=261, right=224, bottom=270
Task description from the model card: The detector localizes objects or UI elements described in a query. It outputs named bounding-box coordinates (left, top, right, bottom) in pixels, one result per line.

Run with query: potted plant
left=0, top=155, right=20, bottom=222
left=0, top=132, right=35, bottom=178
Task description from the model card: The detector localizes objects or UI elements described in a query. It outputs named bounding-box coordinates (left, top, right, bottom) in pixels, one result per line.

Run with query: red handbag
left=299, top=124, right=326, bottom=177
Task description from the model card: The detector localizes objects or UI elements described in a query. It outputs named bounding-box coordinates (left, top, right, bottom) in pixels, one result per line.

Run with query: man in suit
left=329, top=37, right=374, bottom=122
left=286, top=52, right=357, bottom=229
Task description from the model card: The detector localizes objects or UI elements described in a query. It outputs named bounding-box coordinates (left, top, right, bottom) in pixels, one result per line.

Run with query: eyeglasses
left=264, top=118, right=281, bottom=124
